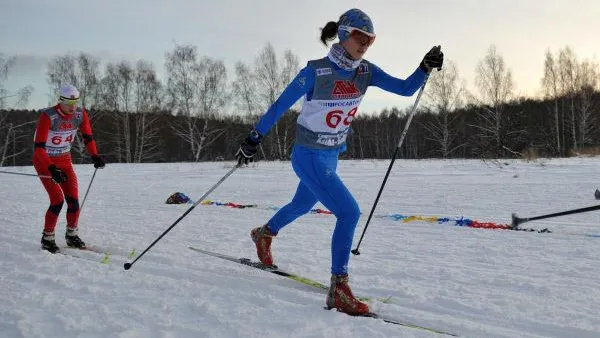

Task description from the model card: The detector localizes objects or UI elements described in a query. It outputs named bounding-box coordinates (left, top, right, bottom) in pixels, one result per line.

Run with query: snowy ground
left=1, top=158, right=599, bottom=338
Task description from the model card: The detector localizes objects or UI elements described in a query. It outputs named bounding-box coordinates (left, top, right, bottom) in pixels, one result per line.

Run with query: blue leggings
left=267, top=145, right=360, bottom=275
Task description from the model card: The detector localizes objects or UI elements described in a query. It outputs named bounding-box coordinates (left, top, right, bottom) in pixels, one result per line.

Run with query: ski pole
left=511, top=204, right=600, bottom=228
left=352, top=75, right=430, bottom=256
left=124, top=164, right=240, bottom=270
left=0, top=169, right=51, bottom=179
left=79, top=168, right=98, bottom=213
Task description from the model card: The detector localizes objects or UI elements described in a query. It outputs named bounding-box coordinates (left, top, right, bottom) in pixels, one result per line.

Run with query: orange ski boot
left=250, top=224, right=276, bottom=267
left=326, top=274, right=370, bottom=315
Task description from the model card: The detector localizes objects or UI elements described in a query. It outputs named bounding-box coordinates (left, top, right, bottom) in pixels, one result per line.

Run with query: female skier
left=235, top=8, right=443, bottom=315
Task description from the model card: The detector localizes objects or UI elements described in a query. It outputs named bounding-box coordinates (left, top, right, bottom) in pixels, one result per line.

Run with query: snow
left=1, top=158, right=599, bottom=338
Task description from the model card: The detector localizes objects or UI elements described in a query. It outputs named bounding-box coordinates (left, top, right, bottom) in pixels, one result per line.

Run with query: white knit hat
left=58, top=84, right=80, bottom=102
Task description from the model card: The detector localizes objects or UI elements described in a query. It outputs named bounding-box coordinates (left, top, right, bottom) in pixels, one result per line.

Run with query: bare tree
left=280, top=50, right=300, bottom=92
left=541, top=50, right=561, bottom=155
left=231, top=61, right=259, bottom=120
left=276, top=49, right=300, bottom=157
left=1, top=53, right=33, bottom=109
left=0, top=54, right=34, bottom=166
left=98, top=61, right=135, bottom=162
left=165, top=44, right=200, bottom=161
left=75, top=53, right=101, bottom=108
left=46, top=52, right=100, bottom=104
left=574, top=59, right=599, bottom=148
left=423, top=60, right=466, bottom=158
left=0, top=54, right=13, bottom=109
left=472, top=45, right=515, bottom=157
left=0, top=120, right=37, bottom=166
left=132, top=60, right=162, bottom=163
left=117, top=61, right=134, bottom=163
left=47, top=55, right=78, bottom=100
left=543, top=46, right=599, bottom=154
left=253, top=43, right=300, bottom=159
left=254, top=43, right=281, bottom=109
left=97, top=62, right=126, bottom=162
left=557, top=47, right=578, bottom=151
left=165, top=44, right=228, bottom=161
left=192, top=57, right=228, bottom=161
left=93, top=59, right=163, bottom=163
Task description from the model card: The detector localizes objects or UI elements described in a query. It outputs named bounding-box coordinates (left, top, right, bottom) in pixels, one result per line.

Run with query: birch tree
left=0, top=54, right=34, bottom=166
left=253, top=43, right=300, bottom=159
left=97, top=61, right=134, bottom=163
left=192, top=57, right=228, bottom=161
left=423, top=60, right=466, bottom=158
left=231, top=61, right=259, bottom=120
left=557, top=47, right=578, bottom=151
left=132, top=60, right=162, bottom=163
left=166, top=44, right=228, bottom=161
left=543, top=46, right=598, bottom=154
left=473, top=45, right=515, bottom=157
left=574, top=59, right=599, bottom=149
left=542, top=50, right=561, bottom=155
left=1, top=54, right=33, bottom=109
left=47, top=52, right=100, bottom=108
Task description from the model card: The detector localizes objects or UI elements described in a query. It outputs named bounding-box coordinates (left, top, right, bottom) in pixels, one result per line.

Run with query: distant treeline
left=1, top=89, right=599, bottom=167
left=1, top=43, right=599, bottom=166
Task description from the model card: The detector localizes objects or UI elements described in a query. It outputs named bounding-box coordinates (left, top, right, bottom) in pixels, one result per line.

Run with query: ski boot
left=41, top=232, right=59, bottom=253
left=65, top=228, right=86, bottom=249
left=250, top=224, right=276, bottom=267
left=326, top=274, right=370, bottom=315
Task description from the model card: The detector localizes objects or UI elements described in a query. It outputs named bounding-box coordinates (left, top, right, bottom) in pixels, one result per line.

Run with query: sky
left=1, top=0, right=599, bottom=114
left=1, top=158, right=599, bottom=337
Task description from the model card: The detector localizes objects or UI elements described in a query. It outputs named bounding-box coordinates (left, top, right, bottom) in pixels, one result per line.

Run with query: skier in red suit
left=33, top=84, right=105, bottom=253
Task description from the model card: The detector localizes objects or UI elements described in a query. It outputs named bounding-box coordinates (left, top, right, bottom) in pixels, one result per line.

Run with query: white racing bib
left=46, top=129, right=78, bottom=155
left=295, top=58, right=372, bottom=149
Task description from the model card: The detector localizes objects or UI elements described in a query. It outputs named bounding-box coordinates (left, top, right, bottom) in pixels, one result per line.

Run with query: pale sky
left=1, top=0, right=599, bottom=113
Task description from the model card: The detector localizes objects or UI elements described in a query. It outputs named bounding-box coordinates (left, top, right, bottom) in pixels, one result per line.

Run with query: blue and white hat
left=337, top=9, right=375, bottom=42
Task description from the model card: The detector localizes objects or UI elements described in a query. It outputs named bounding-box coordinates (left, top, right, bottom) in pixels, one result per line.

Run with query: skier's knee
left=347, top=205, right=361, bottom=225
left=336, top=203, right=360, bottom=225
left=48, top=201, right=64, bottom=215
left=65, top=196, right=79, bottom=213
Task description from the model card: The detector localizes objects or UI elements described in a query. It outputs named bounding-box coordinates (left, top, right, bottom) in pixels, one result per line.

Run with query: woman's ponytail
left=320, top=21, right=338, bottom=46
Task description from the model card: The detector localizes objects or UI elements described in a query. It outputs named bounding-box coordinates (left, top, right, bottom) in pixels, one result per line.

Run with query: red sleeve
left=33, top=112, right=53, bottom=169
left=79, top=109, right=98, bottom=156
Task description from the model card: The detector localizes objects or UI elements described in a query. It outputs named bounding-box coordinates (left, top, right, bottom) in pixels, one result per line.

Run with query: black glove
left=48, top=164, right=67, bottom=184
left=91, top=156, right=105, bottom=169
left=419, top=45, right=444, bottom=74
left=236, top=129, right=262, bottom=165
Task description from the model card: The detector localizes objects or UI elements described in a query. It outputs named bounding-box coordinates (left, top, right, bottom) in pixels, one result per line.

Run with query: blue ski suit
left=255, top=56, right=426, bottom=274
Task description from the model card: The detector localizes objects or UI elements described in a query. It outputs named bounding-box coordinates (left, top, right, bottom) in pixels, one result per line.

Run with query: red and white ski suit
left=32, top=105, right=98, bottom=234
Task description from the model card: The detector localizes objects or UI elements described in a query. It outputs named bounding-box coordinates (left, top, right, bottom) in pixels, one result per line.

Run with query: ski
left=326, top=309, right=459, bottom=336
left=54, top=245, right=136, bottom=264
left=188, top=247, right=456, bottom=336
left=63, top=245, right=105, bottom=254
left=187, top=246, right=391, bottom=303
left=56, top=246, right=112, bottom=264
left=62, top=245, right=136, bottom=258
left=189, top=246, right=329, bottom=290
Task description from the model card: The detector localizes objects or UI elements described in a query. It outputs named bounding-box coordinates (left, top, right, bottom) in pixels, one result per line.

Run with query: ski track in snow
left=1, top=158, right=599, bottom=338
